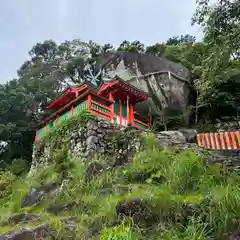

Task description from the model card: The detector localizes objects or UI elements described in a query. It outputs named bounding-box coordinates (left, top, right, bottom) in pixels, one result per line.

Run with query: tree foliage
left=191, top=0, right=240, bottom=123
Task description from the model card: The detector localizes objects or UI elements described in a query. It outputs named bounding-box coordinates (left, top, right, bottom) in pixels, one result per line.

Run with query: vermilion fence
left=197, top=131, right=240, bottom=150
left=90, top=99, right=111, bottom=121
left=132, top=118, right=149, bottom=130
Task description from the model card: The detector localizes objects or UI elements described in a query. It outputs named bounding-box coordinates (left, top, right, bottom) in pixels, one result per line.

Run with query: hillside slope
left=0, top=113, right=240, bottom=239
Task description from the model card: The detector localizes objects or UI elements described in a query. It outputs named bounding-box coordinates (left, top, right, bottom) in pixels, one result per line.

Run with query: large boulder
left=97, top=51, right=191, bottom=121
left=178, top=128, right=197, bottom=143
left=155, top=130, right=187, bottom=147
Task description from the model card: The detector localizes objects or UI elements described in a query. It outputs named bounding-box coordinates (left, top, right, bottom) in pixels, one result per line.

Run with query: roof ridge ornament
left=84, top=63, right=102, bottom=87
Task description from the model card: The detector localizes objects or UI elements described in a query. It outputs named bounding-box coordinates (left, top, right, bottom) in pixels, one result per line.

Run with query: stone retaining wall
left=30, top=118, right=240, bottom=175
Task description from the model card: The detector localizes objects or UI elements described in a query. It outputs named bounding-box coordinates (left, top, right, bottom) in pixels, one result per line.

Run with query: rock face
left=178, top=128, right=197, bottom=143
left=97, top=51, right=191, bottom=121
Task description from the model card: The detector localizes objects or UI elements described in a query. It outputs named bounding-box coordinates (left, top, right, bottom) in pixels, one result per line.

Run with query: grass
left=1, top=133, right=240, bottom=239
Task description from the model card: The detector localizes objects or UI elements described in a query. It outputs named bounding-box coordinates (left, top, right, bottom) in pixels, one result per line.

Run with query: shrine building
left=34, top=77, right=150, bottom=142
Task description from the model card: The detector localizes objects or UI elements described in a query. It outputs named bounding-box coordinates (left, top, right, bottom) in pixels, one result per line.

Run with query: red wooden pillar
left=204, top=133, right=211, bottom=148
left=109, top=92, right=114, bottom=121
left=126, top=96, right=129, bottom=126
left=128, top=105, right=134, bottom=126
left=209, top=133, right=216, bottom=149
left=119, top=100, right=122, bottom=125
left=219, top=132, right=226, bottom=149
left=214, top=133, right=221, bottom=149
left=88, top=94, right=92, bottom=110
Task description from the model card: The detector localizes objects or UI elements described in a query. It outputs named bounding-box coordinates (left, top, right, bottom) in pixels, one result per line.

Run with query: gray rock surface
left=0, top=218, right=77, bottom=240
left=21, top=183, right=59, bottom=208
left=0, top=224, right=55, bottom=240
left=178, top=128, right=197, bottom=143
left=97, top=51, right=191, bottom=121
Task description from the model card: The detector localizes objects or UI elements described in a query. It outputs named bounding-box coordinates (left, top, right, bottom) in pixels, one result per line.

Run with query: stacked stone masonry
left=30, top=118, right=240, bottom=175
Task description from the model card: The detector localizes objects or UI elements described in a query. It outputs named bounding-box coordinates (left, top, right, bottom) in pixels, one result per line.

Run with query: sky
left=0, top=0, right=203, bottom=84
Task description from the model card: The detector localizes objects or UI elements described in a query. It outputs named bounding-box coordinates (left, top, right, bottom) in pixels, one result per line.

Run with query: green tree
left=166, top=34, right=196, bottom=45
left=117, top=40, right=145, bottom=53
left=0, top=79, right=36, bottom=164
left=145, top=43, right=166, bottom=57
left=191, top=0, right=240, bottom=123
left=193, top=0, right=240, bottom=58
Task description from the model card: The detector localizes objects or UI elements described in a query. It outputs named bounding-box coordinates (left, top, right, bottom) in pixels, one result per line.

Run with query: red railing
left=132, top=118, right=149, bottom=129
left=89, top=99, right=111, bottom=121
left=197, top=131, right=240, bottom=150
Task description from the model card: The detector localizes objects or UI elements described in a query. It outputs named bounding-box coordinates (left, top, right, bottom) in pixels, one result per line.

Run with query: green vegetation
left=0, top=0, right=239, bottom=238
left=35, top=109, right=93, bottom=155
left=0, top=133, right=239, bottom=239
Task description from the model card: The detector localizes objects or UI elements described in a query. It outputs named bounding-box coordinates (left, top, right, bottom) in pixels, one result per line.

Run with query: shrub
left=0, top=170, right=16, bottom=200
left=126, top=148, right=175, bottom=183
left=204, top=184, right=240, bottom=237
left=46, top=110, right=93, bottom=146
left=33, top=164, right=59, bottom=185
left=144, top=133, right=161, bottom=150
left=162, top=218, right=208, bottom=240
left=9, top=178, right=31, bottom=213
left=167, top=151, right=205, bottom=193
left=198, top=163, right=226, bottom=193
left=55, top=157, right=86, bottom=201
left=34, top=110, right=93, bottom=157
left=100, top=222, right=140, bottom=240
left=8, top=158, right=29, bottom=176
